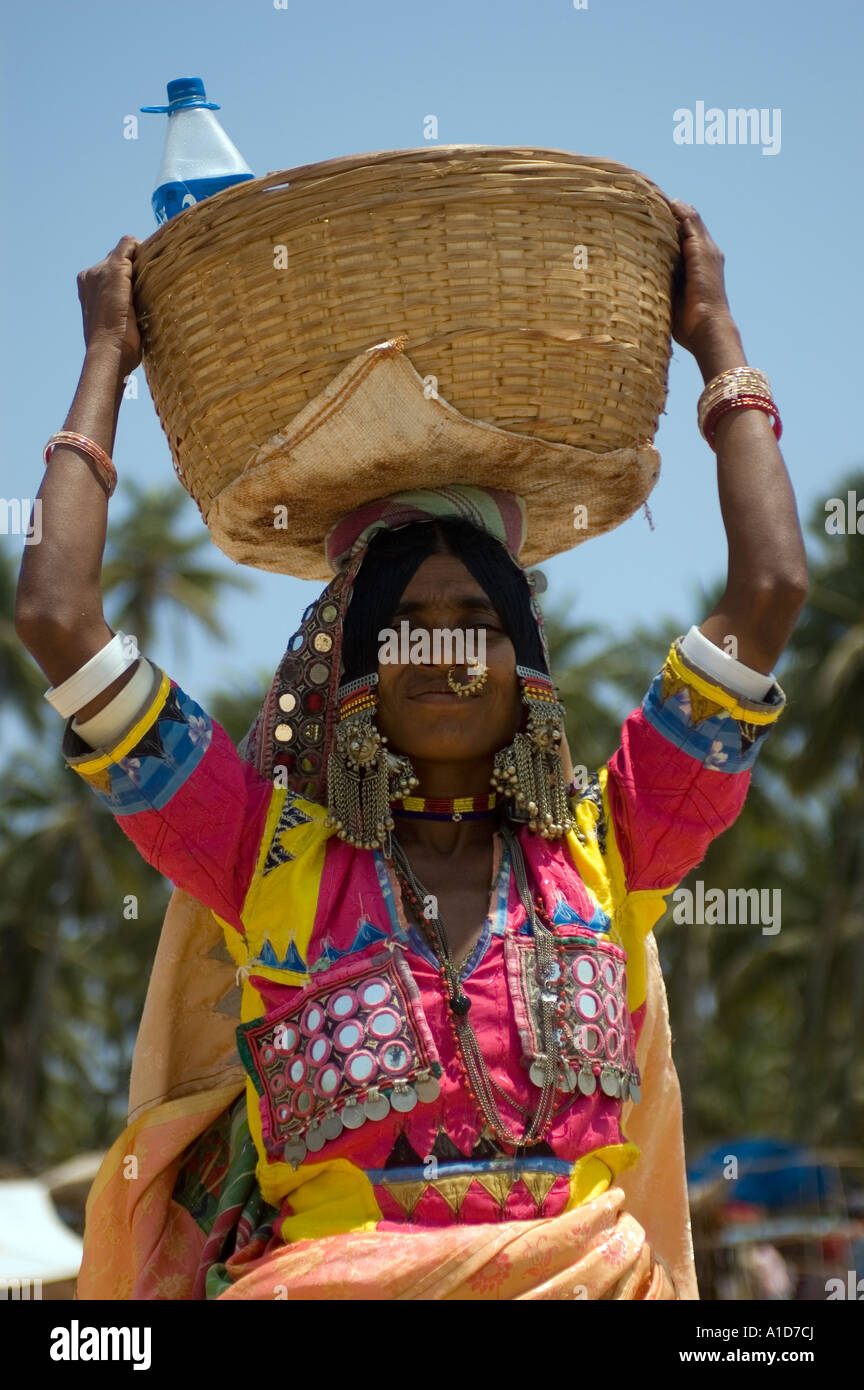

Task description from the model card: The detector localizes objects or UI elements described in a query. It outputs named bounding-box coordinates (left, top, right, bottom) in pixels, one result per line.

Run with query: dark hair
left=341, top=518, right=547, bottom=682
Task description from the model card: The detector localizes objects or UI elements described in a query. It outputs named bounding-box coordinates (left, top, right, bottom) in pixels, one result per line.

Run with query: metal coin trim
left=364, top=1092, right=391, bottom=1122
left=577, top=1066, right=597, bottom=1096
left=529, top=1059, right=549, bottom=1088
left=558, top=1063, right=579, bottom=1093
left=600, top=1068, right=619, bottom=1098
left=305, top=1123, right=327, bottom=1152
left=391, top=1085, right=417, bottom=1113
left=283, top=1138, right=307, bottom=1168
left=322, top=1110, right=344, bottom=1141
left=341, top=1101, right=366, bottom=1130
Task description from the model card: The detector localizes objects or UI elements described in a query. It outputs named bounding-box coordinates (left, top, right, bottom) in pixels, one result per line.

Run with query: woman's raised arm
left=668, top=202, right=809, bottom=675
left=15, top=235, right=143, bottom=720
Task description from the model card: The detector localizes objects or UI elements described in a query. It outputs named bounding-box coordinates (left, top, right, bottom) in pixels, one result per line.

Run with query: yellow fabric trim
left=566, top=771, right=674, bottom=1014
left=598, top=768, right=663, bottom=1013
left=254, top=1156, right=383, bottom=1237
left=667, top=642, right=784, bottom=724
left=251, top=784, right=292, bottom=878
left=242, top=964, right=310, bottom=989
left=69, top=670, right=172, bottom=775
left=209, top=790, right=335, bottom=1197
left=211, top=911, right=248, bottom=968
left=566, top=772, right=675, bottom=1011
left=565, top=1142, right=642, bottom=1209
left=595, top=766, right=625, bottom=921
left=240, top=788, right=332, bottom=967
left=563, top=795, right=615, bottom=922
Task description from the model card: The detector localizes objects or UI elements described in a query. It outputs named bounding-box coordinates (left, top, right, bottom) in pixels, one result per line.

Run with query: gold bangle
left=43, top=431, right=117, bottom=497
left=697, top=368, right=773, bottom=440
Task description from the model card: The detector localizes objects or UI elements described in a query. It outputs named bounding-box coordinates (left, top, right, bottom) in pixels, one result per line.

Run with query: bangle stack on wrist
left=697, top=367, right=782, bottom=451
left=44, top=632, right=137, bottom=718
left=43, top=431, right=118, bottom=497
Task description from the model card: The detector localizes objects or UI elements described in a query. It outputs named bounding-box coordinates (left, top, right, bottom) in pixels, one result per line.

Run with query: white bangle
left=680, top=626, right=776, bottom=701
left=44, top=632, right=138, bottom=718
left=71, top=658, right=155, bottom=748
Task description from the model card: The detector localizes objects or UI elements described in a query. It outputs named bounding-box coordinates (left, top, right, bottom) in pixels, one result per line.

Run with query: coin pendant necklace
left=390, top=824, right=562, bottom=1148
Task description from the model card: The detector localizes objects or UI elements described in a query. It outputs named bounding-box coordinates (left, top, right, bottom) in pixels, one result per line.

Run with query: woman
left=15, top=202, right=808, bottom=1300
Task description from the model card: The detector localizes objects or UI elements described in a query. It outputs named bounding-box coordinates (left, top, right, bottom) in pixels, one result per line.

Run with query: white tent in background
left=0, top=1176, right=85, bottom=1296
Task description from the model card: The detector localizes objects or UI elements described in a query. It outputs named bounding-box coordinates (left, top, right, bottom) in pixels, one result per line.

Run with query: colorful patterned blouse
left=62, top=638, right=785, bottom=1246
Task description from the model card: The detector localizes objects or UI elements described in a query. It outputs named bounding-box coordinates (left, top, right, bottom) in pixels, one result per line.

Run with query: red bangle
left=703, top=395, right=782, bottom=450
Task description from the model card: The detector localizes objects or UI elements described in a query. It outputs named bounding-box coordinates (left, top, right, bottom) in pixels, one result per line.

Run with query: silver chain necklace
left=390, top=824, right=562, bottom=1148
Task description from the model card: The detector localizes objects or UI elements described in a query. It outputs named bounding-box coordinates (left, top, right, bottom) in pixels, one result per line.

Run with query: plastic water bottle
left=140, top=77, right=254, bottom=226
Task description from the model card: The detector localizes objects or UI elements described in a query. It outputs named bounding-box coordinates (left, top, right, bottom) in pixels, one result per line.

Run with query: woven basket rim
left=134, top=144, right=676, bottom=255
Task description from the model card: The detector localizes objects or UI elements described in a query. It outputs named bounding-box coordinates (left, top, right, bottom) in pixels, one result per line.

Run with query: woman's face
left=375, top=552, right=523, bottom=766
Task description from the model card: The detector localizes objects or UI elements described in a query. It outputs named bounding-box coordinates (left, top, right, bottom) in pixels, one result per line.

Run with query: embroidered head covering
left=239, top=485, right=549, bottom=797
left=325, top=485, right=526, bottom=571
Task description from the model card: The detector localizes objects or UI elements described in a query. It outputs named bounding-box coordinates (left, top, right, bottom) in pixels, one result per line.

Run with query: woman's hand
left=77, top=234, right=142, bottom=376
left=667, top=202, right=809, bottom=675
left=668, top=200, right=735, bottom=357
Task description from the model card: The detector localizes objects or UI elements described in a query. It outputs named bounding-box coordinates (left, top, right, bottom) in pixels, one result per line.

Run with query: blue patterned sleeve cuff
left=642, top=637, right=787, bottom=773
left=61, top=665, right=213, bottom=815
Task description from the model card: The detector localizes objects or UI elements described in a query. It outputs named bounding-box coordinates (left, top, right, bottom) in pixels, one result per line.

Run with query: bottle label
left=153, top=172, right=254, bottom=224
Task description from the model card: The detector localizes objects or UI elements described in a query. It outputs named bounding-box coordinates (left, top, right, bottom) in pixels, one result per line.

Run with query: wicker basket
left=132, top=145, right=680, bottom=573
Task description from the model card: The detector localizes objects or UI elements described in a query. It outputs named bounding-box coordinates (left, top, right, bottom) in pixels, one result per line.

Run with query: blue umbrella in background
left=688, top=1138, right=844, bottom=1209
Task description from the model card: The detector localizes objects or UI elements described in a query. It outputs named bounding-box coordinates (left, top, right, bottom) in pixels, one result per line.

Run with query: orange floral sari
left=217, top=1185, right=675, bottom=1300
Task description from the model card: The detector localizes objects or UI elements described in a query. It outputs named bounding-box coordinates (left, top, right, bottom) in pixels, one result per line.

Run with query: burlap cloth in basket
left=205, top=335, right=660, bottom=579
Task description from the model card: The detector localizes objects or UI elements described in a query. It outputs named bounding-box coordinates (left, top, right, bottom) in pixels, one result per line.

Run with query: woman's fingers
left=77, top=235, right=143, bottom=371
left=667, top=197, right=732, bottom=353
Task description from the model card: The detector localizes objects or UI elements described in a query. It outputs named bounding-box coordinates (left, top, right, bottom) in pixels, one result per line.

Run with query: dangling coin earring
left=446, top=664, right=489, bottom=698
left=326, top=675, right=418, bottom=852
left=490, top=666, right=573, bottom=838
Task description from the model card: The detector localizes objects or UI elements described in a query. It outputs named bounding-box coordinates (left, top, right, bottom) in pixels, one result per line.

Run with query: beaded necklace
left=390, top=824, right=563, bottom=1149
left=391, top=793, right=497, bottom=823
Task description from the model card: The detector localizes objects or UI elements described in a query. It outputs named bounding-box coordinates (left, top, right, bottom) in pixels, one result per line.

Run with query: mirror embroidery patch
left=506, top=931, right=642, bottom=1103
left=237, top=946, right=443, bottom=1167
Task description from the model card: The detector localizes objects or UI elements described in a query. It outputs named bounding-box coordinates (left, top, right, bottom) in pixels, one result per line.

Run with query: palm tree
left=776, top=470, right=864, bottom=789
left=100, top=478, right=253, bottom=653
left=1, top=478, right=261, bottom=1163
left=766, top=470, right=864, bottom=1142
left=0, top=546, right=47, bottom=733
left=542, top=573, right=834, bottom=1147
left=605, top=477, right=864, bottom=1153
left=0, top=748, right=169, bottom=1162
left=541, top=607, right=646, bottom=773
left=208, top=674, right=274, bottom=747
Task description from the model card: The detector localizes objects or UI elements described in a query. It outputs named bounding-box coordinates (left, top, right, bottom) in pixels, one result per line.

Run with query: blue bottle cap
left=141, top=77, right=220, bottom=114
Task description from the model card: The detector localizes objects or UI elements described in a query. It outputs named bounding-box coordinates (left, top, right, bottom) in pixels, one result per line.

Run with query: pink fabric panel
left=374, top=1174, right=573, bottom=1226
left=114, top=719, right=274, bottom=934
left=606, top=706, right=751, bottom=893
left=263, top=833, right=626, bottom=1183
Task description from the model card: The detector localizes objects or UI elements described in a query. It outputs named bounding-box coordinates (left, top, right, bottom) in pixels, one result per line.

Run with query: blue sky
left=2, top=0, right=862, bottom=739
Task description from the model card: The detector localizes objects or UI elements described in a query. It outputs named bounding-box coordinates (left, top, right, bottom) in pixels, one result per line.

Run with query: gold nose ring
left=447, top=664, right=489, bottom=697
